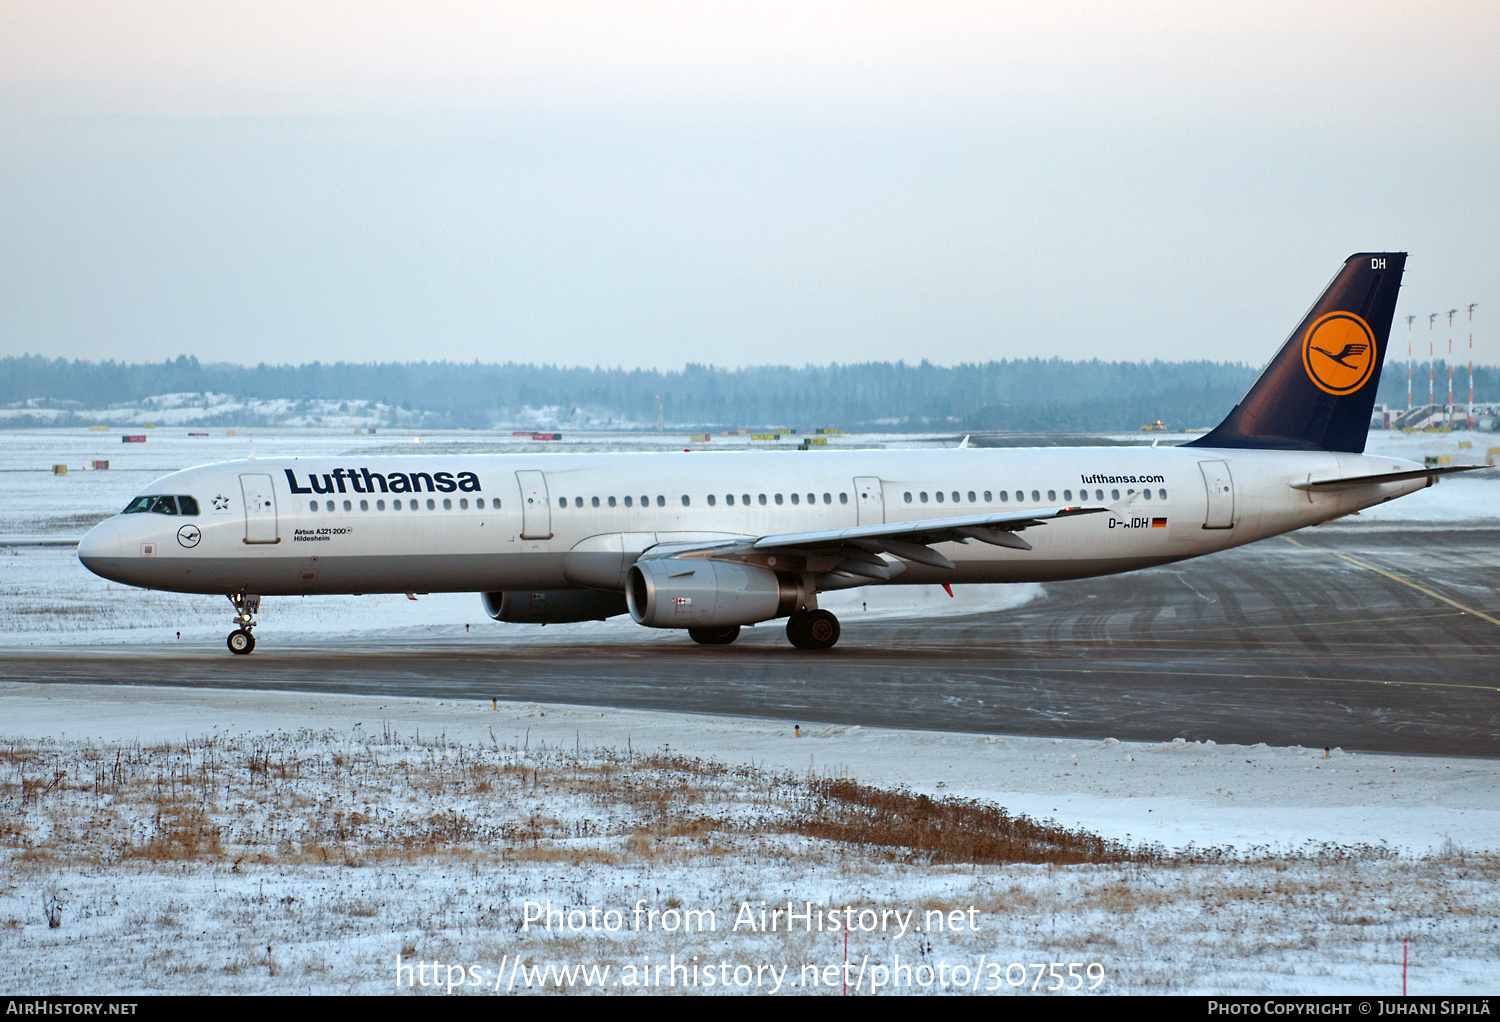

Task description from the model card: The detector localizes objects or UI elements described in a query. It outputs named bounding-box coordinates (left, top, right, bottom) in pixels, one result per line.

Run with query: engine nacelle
left=481, top=589, right=628, bottom=624
left=627, top=559, right=802, bottom=628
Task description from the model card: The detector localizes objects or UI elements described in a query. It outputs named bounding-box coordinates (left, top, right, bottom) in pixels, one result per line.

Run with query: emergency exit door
left=516, top=470, right=553, bottom=539
left=1199, top=461, right=1235, bottom=529
left=853, top=476, right=885, bottom=526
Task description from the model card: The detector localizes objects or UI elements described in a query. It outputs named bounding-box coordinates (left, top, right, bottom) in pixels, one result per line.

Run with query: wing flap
left=639, top=505, right=1105, bottom=573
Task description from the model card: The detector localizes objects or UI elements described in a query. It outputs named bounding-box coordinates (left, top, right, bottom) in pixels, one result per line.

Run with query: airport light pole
left=1469, top=303, right=1479, bottom=423
left=1447, top=309, right=1458, bottom=418
left=1406, top=314, right=1416, bottom=412
left=1428, top=313, right=1438, bottom=416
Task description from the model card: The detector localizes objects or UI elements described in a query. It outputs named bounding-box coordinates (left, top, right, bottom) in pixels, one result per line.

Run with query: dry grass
left=0, top=732, right=1473, bottom=876
left=3, top=729, right=1500, bottom=993
left=0, top=730, right=1182, bottom=870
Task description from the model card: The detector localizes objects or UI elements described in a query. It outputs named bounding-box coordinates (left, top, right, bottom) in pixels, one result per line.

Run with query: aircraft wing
left=642, top=505, right=1107, bottom=575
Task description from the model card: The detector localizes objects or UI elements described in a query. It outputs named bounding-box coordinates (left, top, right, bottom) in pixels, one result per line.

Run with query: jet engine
left=627, top=559, right=802, bottom=628
left=482, top=589, right=628, bottom=624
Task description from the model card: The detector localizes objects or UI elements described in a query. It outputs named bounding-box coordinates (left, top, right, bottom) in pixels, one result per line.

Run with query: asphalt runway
left=5, top=528, right=1500, bottom=756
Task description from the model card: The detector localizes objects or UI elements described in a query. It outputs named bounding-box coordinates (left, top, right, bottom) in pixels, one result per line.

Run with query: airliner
left=78, top=253, right=1462, bottom=654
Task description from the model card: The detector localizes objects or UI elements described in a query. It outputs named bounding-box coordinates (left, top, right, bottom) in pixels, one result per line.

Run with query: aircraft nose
left=78, top=519, right=122, bottom=576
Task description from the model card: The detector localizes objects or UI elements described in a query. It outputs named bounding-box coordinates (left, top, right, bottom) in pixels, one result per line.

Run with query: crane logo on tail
left=1302, top=311, right=1376, bottom=395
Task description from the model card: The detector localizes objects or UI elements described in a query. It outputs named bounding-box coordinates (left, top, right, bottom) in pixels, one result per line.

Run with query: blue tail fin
left=1187, top=252, right=1405, bottom=454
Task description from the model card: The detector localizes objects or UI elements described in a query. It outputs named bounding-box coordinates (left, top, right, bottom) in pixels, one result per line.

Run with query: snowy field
left=2, top=427, right=1498, bottom=994
left=1, top=684, right=1497, bottom=995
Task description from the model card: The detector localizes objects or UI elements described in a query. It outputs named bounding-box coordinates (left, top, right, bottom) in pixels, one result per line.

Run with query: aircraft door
left=1198, top=460, right=1235, bottom=529
left=854, top=476, right=885, bottom=526
left=239, top=473, right=280, bottom=544
left=516, top=470, right=553, bottom=539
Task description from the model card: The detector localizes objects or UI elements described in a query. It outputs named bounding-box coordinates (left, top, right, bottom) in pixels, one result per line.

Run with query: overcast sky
left=1, top=1, right=1495, bottom=370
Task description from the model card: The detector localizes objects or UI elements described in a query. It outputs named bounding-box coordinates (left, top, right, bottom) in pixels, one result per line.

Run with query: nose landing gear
left=226, top=593, right=261, bottom=655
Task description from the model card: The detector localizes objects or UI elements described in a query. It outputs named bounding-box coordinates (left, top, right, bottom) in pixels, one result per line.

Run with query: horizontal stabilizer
left=1289, top=464, right=1484, bottom=491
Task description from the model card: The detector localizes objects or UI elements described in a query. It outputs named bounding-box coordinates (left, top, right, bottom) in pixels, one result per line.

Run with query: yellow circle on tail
left=1302, top=312, right=1376, bottom=396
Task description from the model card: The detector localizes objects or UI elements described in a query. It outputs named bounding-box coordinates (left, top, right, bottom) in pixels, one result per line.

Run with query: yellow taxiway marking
left=1283, top=535, right=1500, bottom=629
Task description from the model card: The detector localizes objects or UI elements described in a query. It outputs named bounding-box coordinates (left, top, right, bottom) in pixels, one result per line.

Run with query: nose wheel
left=225, top=593, right=261, bottom=655
left=786, top=609, right=840, bottom=650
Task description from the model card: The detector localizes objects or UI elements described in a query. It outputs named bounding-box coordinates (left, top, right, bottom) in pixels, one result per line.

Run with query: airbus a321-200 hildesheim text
left=79, top=252, right=1467, bottom=654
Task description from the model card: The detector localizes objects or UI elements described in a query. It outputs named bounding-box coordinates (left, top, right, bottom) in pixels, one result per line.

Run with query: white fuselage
left=78, top=445, right=1430, bottom=600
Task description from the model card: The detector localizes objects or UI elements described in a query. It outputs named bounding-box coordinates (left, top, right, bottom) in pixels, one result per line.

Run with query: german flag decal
left=1151, top=517, right=1167, bottom=528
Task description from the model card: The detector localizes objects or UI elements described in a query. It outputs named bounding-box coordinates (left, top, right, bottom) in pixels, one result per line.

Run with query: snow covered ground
left=0, top=685, right=1497, bottom=995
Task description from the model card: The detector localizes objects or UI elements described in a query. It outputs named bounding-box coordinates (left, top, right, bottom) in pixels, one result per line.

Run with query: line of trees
left=3, top=354, right=1493, bottom=431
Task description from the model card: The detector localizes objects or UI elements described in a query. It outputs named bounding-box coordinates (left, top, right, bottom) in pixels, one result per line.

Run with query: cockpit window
left=121, top=494, right=194, bottom=516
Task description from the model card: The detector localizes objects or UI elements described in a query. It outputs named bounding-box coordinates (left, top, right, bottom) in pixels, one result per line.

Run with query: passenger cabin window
left=426, top=498, right=436, bottom=510
left=968, top=491, right=976, bottom=503
left=1030, top=490, right=1040, bottom=502
left=608, top=496, right=616, bottom=507
left=775, top=494, right=784, bottom=505
left=919, top=492, right=928, bottom=503
left=308, top=500, right=317, bottom=512
left=326, top=500, right=336, bottom=512
left=806, top=493, right=815, bottom=504
left=759, top=494, right=767, bottom=505
left=558, top=497, right=566, bottom=508
left=743, top=494, right=751, bottom=505
left=460, top=498, right=469, bottom=509
left=1047, top=490, right=1056, bottom=502
left=574, top=497, right=583, bottom=508
left=983, top=491, right=992, bottom=502
left=377, top=500, right=386, bottom=510
left=791, top=493, right=800, bottom=505
left=656, top=495, right=665, bottom=507
left=1063, top=490, right=1072, bottom=501
left=1111, top=489, right=1120, bottom=500
left=935, top=491, right=944, bottom=503
left=444, top=498, right=453, bottom=509
left=823, top=493, right=831, bottom=504
left=951, top=491, right=959, bottom=503
left=624, top=496, right=633, bottom=507
left=708, top=495, right=717, bottom=506
left=999, top=491, right=1009, bottom=502
left=343, top=500, right=353, bottom=511
left=839, top=492, right=848, bottom=504
left=904, top=492, right=912, bottom=503
left=360, top=499, right=369, bottom=511
left=681, top=495, right=690, bottom=506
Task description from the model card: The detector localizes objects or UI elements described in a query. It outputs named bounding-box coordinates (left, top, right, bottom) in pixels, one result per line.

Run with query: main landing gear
left=226, top=593, right=261, bottom=655
left=688, top=625, right=741, bottom=645
left=786, top=609, right=840, bottom=650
